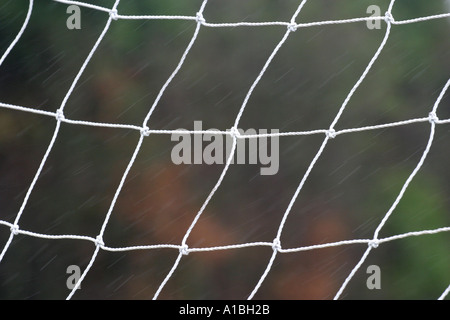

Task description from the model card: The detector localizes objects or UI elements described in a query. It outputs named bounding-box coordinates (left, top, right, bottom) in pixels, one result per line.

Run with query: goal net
left=0, top=0, right=449, bottom=300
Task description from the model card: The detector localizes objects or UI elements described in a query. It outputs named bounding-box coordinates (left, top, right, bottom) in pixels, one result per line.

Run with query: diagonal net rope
left=0, top=0, right=448, bottom=300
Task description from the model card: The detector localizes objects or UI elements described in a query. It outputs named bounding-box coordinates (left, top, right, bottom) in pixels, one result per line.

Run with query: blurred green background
left=0, top=0, right=449, bottom=299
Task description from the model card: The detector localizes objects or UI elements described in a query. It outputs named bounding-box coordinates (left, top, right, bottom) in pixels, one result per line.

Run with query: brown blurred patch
left=118, top=162, right=235, bottom=252
left=113, top=162, right=241, bottom=298
left=270, top=213, right=352, bottom=299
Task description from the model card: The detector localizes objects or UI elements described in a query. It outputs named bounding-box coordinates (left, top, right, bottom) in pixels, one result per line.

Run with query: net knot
left=95, top=235, right=105, bottom=247
left=384, top=12, right=395, bottom=24
left=287, top=22, right=298, bottom=32
left=368, top=239, right=379, bottom=249
left=196, top=12, right=206, bottom=24
left=55, top=109, right=65, bottom=122
left=229, top=127, right=241, bottom=139
left=10, top=224, right=19, bottom=236
left=110, top=9, right=119, bottom=21
left=428, top=112, right=439, bottom=124
left=272, top=238, right=281, bottom=252
left=179, top=244, right=189, bottom=256
left=141, top=126, right=150, bottom=137
left=326, top=128, right=337, bottom=139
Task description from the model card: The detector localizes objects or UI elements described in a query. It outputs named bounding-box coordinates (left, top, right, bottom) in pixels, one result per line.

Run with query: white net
left=0, top=0, right=449, bottom=299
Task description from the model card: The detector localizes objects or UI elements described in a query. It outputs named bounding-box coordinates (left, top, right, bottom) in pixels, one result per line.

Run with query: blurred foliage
left=0, top=0, right=449, bottom=299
